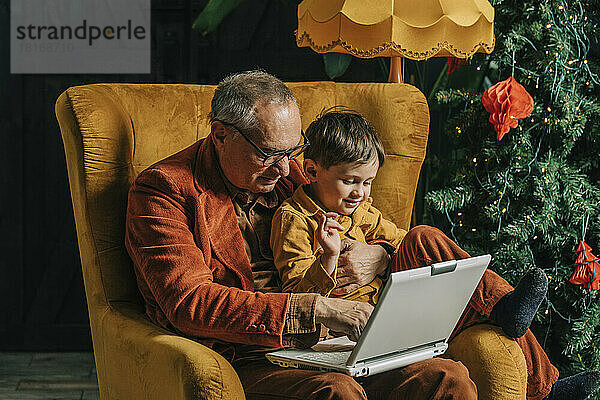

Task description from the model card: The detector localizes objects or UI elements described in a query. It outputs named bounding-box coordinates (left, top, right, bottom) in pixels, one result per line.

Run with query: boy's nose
left=350, top=187, right=363, bottom=198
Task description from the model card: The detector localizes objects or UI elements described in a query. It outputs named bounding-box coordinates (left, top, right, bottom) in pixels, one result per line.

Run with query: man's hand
left=314, top=296, right=374, bottom=342
left=331, top=238, right=390, bottom=296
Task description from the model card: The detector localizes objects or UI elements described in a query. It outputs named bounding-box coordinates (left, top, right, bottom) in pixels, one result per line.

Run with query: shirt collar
left=217, top=162, right=279, bottom=208
left=293, top=185, right=373, bottom=223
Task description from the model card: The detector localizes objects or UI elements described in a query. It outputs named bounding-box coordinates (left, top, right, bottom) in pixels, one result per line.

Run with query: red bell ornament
left=482, top=76, right=534, bottom=140
left=447, top=57, right=468, bottom=74
left=569, top=240, right=600, bottom=290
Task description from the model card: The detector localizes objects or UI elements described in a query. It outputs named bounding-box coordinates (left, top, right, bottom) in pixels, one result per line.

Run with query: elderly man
left=125, top=70, right=596, bottom=400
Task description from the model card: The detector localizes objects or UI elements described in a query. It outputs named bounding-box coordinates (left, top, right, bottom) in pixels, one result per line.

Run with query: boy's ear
left=303, top=159, right=318, bottom=182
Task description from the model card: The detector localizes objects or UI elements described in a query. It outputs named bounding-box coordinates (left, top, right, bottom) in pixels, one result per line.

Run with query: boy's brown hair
left=304, top=107, right=385, bottom=169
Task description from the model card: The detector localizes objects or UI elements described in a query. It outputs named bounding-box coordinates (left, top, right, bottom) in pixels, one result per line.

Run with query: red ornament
left=447, top=57, right=468, bottom=74
left=569, top=240, right=600, bottom=290
left=482, top=76, right=534, bottom=140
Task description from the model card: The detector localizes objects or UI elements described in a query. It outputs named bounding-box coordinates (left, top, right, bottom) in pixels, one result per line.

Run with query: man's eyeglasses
left=219, top=121, right=310, bottom=167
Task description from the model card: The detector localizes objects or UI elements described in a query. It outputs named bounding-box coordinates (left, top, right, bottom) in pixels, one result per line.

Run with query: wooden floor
left=0, top=352, right=98, bottom=400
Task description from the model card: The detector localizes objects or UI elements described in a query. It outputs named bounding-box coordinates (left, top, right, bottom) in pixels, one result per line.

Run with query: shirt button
left=258, top=324, right=266, bottom=332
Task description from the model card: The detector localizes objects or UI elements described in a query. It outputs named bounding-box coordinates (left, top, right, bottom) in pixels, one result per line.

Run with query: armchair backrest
left=55, top=82, right=429, bottom=309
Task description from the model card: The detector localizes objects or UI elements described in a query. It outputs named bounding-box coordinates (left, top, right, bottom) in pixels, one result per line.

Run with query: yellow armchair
left=56, top=82, right=526, bottom=400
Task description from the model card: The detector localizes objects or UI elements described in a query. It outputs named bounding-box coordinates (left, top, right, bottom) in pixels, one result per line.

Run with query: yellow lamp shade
left=297, top=0, right=495, bottom=60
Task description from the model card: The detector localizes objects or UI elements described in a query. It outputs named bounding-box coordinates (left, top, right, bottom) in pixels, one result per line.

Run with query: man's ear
left=211, top=121, right=228, bottom=150
left=303, top=159, right=319, bottom=182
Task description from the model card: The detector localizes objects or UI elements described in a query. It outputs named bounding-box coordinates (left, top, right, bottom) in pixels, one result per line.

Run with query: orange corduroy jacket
left=125, top=135, right=307, bottom=351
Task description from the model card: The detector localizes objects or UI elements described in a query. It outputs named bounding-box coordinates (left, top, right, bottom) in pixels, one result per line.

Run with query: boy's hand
left=316, top=212, right=344, bottom=256
left=316, top=212, right=344, bottom=275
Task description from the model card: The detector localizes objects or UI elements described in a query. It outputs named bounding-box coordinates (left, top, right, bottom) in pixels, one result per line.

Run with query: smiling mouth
left=343, top=199, right=361, bottom=207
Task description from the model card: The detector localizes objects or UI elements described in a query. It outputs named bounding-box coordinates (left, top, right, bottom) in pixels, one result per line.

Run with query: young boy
left=270, top=107, right=405, bottom=306
left=270, top=108, right=600, bottom=400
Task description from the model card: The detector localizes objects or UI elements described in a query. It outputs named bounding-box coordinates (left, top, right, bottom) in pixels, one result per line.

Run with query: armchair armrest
left=92, top=302, right=245, bottom=400
left=446, top=324, right=527, bottom=400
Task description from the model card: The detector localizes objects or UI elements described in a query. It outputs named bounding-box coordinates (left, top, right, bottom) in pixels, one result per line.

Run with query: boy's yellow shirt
left=271, top=185, right=408, bottom=302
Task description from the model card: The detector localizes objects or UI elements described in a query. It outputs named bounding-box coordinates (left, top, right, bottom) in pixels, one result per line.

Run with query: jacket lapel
left=192, top=135, right=309, bottom=292
left=193, top=137, right=254, bottom=290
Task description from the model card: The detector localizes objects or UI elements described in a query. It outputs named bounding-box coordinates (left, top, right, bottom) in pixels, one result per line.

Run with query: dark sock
left=490, top=267, right=548, bottom=338
left=544, top=371, right=600, bottom=400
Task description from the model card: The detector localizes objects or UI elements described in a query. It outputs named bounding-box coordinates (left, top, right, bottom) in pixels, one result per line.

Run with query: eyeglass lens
left=263, top=146, right=306, bottom=166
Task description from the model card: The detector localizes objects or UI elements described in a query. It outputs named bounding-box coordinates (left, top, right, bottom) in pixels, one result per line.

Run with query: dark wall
left=0, top=0, right=393, bottom=351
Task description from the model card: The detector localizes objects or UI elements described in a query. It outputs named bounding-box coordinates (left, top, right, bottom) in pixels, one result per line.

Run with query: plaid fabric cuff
left=282, top=293, right=320, bottom=349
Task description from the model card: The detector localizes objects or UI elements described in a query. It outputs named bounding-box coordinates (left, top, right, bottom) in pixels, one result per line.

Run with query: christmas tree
left=426, top=0, right=600, bottom=383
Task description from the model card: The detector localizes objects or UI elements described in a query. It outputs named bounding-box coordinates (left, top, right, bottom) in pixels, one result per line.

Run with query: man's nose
left=270, top=156, right=290, bottom=177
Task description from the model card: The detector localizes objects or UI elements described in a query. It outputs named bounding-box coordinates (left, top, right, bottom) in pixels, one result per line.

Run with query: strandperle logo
left=15, top=19, right=147, bottom=46
left=11, top=0, right=150, bottom=74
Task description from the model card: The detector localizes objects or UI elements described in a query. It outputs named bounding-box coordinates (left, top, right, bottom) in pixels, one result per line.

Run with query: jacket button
left=258, top=324, right=266, bottom=332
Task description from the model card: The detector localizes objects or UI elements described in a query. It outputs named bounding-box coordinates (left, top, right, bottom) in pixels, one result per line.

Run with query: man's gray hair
left=208, top=70, right=298, bottom=137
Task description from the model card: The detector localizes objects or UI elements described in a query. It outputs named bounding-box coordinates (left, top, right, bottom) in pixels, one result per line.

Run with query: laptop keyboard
left=297, top=351, right=352, bottom=365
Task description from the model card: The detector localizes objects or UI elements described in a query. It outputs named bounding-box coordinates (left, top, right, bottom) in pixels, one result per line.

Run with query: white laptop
left=266, top=254, right=491, bottom=377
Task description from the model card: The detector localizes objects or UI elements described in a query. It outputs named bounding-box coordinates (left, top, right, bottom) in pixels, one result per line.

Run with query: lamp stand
left=388, top=57, right=404, bottom=83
